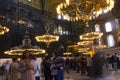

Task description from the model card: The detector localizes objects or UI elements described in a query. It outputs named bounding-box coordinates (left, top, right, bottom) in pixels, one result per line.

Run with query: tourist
left=34, top=57, right=41, bottom=80
left=111, top=53, right=119, bottom=71
left=5, top=60, right=10, bottom=80
left=19, top=50, right=35, bottom=80
left=93, top=52, right=105, bottom=78
left=86, top=54, right=93, bottom=77
left=51, top=52, right=57, bottom=80
left=54, top=52, right=65, bottom=80
left=9, top=57, right=19, bottom=80
left=81, top=55, right=87, bottom=76
left=65, top=57, right=70, bottom=74
left=42, top=54, right=52, bottom=80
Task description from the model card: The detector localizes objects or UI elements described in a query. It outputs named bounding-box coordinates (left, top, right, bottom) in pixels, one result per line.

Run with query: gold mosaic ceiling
left=17, top=0, right=119, bottom=20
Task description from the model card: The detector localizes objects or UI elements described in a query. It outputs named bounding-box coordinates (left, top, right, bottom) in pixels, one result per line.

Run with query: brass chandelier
left=35, top=21, right=59, bottom=48
left=4, top=31, right=45, bottom=55
left=4, top=49, right=45, bottom=55
left=56, top=0, right=115, bottom=21
left=77, top=41, right=94, bottom=46
left=79, top=32, right=107, bottom=50
left=35, top=34, right=59, bottom=48
left=80, top=32, right=103, bottom=40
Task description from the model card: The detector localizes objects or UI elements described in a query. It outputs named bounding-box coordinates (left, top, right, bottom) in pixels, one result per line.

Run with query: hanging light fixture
left=80, top=32, right=103, bottom=40
left=4, top=31, right=45, bottom=55
left=35, top=34, right=59, bottom=48
left=35, top=20, right=59, bottom=48
left=0, top=16, right=9, bottom=35
left=67, top=44, right=79, bottom=52
left=77, top=41, right=94, bottom=46
left=0, top=24, right=9, bottom=35
left=56, top=0, right=115, bottom=21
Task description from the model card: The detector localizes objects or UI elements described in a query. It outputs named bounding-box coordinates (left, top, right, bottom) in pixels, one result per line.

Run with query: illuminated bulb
left=66, top=0, right=70, bottom=5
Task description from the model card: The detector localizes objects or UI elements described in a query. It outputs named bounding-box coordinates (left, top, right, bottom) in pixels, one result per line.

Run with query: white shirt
left=5, top=63, right=10, bottom=71
left=34, top=60, right=40, bottom=77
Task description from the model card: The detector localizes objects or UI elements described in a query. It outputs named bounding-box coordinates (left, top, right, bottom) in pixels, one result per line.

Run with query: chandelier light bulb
left=0, top=25, right=9, bottom=35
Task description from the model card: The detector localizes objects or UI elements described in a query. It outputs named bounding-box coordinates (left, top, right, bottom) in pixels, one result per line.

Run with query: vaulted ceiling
left=0, top=0, right=120, bottom=56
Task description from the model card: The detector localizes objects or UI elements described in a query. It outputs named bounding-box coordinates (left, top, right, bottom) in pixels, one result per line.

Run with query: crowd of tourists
left=0, top=50, right=65, bottom=80
left=0, top=51, right=120, bottom=80
left=64, top=52, right=120, bottom=77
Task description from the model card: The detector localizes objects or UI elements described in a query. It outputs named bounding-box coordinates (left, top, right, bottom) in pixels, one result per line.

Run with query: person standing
left=111, top=53, right=119, bottom=71
left=42, top=55, right=52, bottom=80
left=81, top=55, right=87, bottom=76
left=51, top=52, right=57, bottom=80
left=106, top=54, right=112, bottom=71
left=34, top=57, right=40, bottom=80
left=86, top=54, right=93, bottom=77
left=76, top=57, right=81, bottom=73
left=5, top=60, right=10, bottom=80
left=19, top=50, right=35, bottom=80
left=9, top=57, right=19, bottom=80
left=93, top=52, right=105, bottom=78
left=54, top=52, right=65, bottom=80
left=65, top=58, right=70, bottom=74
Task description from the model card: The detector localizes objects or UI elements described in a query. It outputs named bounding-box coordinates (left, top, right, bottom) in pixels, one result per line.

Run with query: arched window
left=105, top=22, right=112, bottom=32
left=58, top=14, right=62, bottom=19
left=107, top=35, right=115, bottom=47
left=95, top=24, right=100, bottom=32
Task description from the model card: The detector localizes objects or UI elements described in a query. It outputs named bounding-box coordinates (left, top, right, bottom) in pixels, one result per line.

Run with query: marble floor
left=1, top=70, right=120, bottom=80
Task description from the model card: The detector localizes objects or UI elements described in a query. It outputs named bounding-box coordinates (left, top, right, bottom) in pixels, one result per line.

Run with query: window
left=95, top=24, right=100, bottom=32
left=107, top=35, right=115, bottom=47
left=105, top=22, right=112, bottom=32
left=54, top=26, right=63, bottom=35
left=63, top=15, right=67, bottom=20
left=58, top=14, right=61, bottom=19
left=54, top=26, right=69, bottom=35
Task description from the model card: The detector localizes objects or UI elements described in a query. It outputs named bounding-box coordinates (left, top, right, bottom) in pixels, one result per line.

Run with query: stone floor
left=1, top=70, right=120, bottom=80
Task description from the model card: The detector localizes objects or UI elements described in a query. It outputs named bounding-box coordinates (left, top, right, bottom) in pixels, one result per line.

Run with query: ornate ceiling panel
left=12, top=0, right=65, bottom=16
